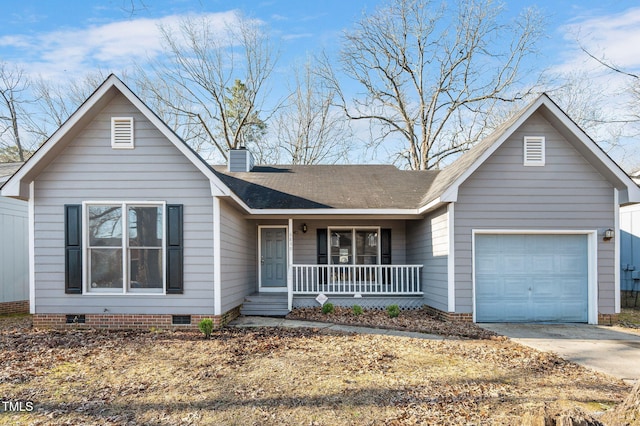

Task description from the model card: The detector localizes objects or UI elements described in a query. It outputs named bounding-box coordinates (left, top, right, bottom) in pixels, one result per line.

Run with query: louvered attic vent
left=111, top=117, right=134, bottom=149
left=523, top=136, right=545, bottom=166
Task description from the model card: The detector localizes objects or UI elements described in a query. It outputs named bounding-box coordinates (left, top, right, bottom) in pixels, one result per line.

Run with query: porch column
left=287, top=218, right=294, bottom=311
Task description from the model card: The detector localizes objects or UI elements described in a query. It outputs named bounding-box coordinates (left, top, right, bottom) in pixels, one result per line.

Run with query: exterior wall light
left=302, top=223, right=308, bottom=233
left=604, top=228, right=615, bottom=241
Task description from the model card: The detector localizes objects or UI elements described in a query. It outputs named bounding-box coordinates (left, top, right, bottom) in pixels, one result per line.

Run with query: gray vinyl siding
left=454, top=112, right=615, bottom=314
left=406, top=207, right=449, bottom=312
left=219, top=199, right=257, bottom=313
left=291, top=219, right=406, bottom=264
left=33, top=93, right=215, bottom=315
left=0, top=197, right=29, bottom=303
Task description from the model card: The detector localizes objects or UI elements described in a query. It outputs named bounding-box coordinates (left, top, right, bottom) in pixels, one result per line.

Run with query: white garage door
left=475, top=234, right=588, bottom=323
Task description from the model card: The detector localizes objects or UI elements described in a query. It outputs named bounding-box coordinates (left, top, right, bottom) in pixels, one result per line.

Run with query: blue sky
left=2, top=0, right=640, bottom=166
left=2, top=0, right=638, bottom=74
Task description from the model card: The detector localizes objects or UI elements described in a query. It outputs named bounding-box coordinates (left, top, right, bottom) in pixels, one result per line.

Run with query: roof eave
left=1, top=75, right=233, bottom=200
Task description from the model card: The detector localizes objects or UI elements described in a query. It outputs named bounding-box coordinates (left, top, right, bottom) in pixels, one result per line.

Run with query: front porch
left=236, top=219, right=426, bottom=316
left=240, top=264, right=424, bottom=316
left=292, top=264, right=423, bottom=295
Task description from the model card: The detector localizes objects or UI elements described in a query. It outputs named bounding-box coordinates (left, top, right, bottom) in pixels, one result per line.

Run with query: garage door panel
left=475, top=302, right=503, bottom=322
left=556, top=254, right=586, bottom=274
left=533, top=300, right=561, bottom=321
left=476, top=256, right=500, bottom=274
left=503, top=303, right=530, bottom=322
left=562, top=278, right=587, bottom=298
left=475, top=235, right=499, bottom=252
left=504, top=277, right=529, bottom=297
left=531, top=278, right=555, bottom=297
left=531, top=255, right=555, bottom=273
left=503, top=255, right=526, bottom=271
left=502, top=236, right=528, bottom=252
left=475, top=277, right=502, bottom=298
left=475, top=234, right=588, bottom=323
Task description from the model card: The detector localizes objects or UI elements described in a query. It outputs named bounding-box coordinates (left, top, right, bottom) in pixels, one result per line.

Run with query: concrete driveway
left=480, top=323, right=640, bottom=384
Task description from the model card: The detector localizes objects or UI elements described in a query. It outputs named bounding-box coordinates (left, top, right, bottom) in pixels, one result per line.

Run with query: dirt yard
left=0, top=314, right=635, bottom=425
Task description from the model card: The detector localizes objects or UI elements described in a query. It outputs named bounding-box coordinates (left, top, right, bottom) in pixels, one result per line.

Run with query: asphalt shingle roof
left=212, top=165, right=439, bottom=209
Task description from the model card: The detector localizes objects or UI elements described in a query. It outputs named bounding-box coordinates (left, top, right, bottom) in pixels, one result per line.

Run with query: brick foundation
left=422, top=305, right=473, bottom=322
left=33, top=306, right=241, bottom=330
left=0, top=300, right=29, bottom=315
left=598, top=313, right=619, bottom=326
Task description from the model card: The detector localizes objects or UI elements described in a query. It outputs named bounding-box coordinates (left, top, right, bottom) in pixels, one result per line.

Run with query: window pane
left=129, top=206, right=163, bottom=247
left=330, top=231, right=352, bottom=264
left=89, top=206, right=122, bottom=246
left=89, top=248, right=123, bottom=289
left=356, top=231, right=378, bottom=265
left=130, top=249, right=163, bottom=289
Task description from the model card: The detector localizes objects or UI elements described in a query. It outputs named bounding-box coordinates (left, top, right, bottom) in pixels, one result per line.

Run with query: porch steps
left=240, top=292, right=289, bottom=317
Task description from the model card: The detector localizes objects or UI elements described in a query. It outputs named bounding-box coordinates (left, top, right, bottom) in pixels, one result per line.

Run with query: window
left=86, top=202, right=164, bottom=293
left=111, top=117, right=134, bottom=149
left=524, top=136, right=545, bottom=166
left=329, top=228, right=379, bottom=265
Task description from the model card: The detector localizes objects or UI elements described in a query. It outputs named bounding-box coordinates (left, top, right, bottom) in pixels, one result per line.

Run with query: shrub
left=198, top=318, right=214, bottom=339
left=322, top=302, right=335, bottom=314
left=387, top=304, right=400, bottom=318
left=352, top=305, right=363, bottom=316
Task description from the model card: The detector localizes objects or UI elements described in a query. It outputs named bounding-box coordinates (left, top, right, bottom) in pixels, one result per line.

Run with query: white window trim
left=523, top=136, right=545, bottom=166
left=111, top=117, right=134, bottom=149
left=327, top=226, right=381, bottom=265
left=82, top=201, right=166, bottom=295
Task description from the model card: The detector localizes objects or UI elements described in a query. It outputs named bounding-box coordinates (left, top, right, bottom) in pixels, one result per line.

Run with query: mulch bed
left=286, top=306, right=498, bottom=339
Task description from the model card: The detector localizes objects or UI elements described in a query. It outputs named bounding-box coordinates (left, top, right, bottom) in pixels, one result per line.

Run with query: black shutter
left=381, top=228, right=392, bottom=265
left=317, top=228, right=328, bottom=284
left=166, top=204, right=184, bottom=294
left=317, top=228, right=328, bottom=264
left=65, top=204, right=83, bottom=294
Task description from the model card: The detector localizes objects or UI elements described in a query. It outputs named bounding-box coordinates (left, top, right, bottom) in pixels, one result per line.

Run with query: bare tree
left=28, top=70, right=111, bottom=143
left=141, top=13, right=277, bottom=161
left=275, top=59, right=352, bottom=165
left=545, top=71, right=626, bottom=152
left=322, top=0, right=544, bottom=170
left=0, top=62, right=31, bottom=162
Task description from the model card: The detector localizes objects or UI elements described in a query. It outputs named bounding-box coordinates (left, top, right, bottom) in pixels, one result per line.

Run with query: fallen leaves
left=0, top=318, right=631, bottom=425
left=287, top=306, right=499, bottom=339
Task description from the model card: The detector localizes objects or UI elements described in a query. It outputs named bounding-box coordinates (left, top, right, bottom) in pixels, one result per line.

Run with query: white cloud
left=282, top=33, right=313, bottom=41
left=550, top=7, right=640, bottom=171
left=0, top=11, right=243, bottom=80
left=556, top=7, right=640, bottom=75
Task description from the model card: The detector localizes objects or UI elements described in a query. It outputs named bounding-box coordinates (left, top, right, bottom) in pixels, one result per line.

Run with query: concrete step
left=241, top=292, right=289, bottom=317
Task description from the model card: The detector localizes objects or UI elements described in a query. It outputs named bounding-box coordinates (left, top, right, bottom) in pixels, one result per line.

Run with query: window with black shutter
left=65, top=204, right=83, bottom=294
left=68, top=202, right=183, bottom=295
left=166, top=204, right=184, bottom=294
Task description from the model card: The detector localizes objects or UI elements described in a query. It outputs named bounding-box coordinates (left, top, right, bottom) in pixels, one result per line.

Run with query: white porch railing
left=292, top=264, right=423, bottom=295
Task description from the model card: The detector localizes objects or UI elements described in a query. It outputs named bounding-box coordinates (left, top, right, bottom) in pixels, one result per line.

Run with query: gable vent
left=111, top=117, right=134, bottom=149
left=524, top=136, right=545, bottom=166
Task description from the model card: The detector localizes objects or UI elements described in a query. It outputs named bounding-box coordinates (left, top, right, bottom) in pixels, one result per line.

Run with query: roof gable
left=1, top=74, right=230, bottom=200
left=420, top=94, right=640, bottom=207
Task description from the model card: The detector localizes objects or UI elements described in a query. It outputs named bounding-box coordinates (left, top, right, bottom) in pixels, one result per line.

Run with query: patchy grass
left=619, top=308, right=640, bottom=329
left=0, top=320, right=630, bottom=425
